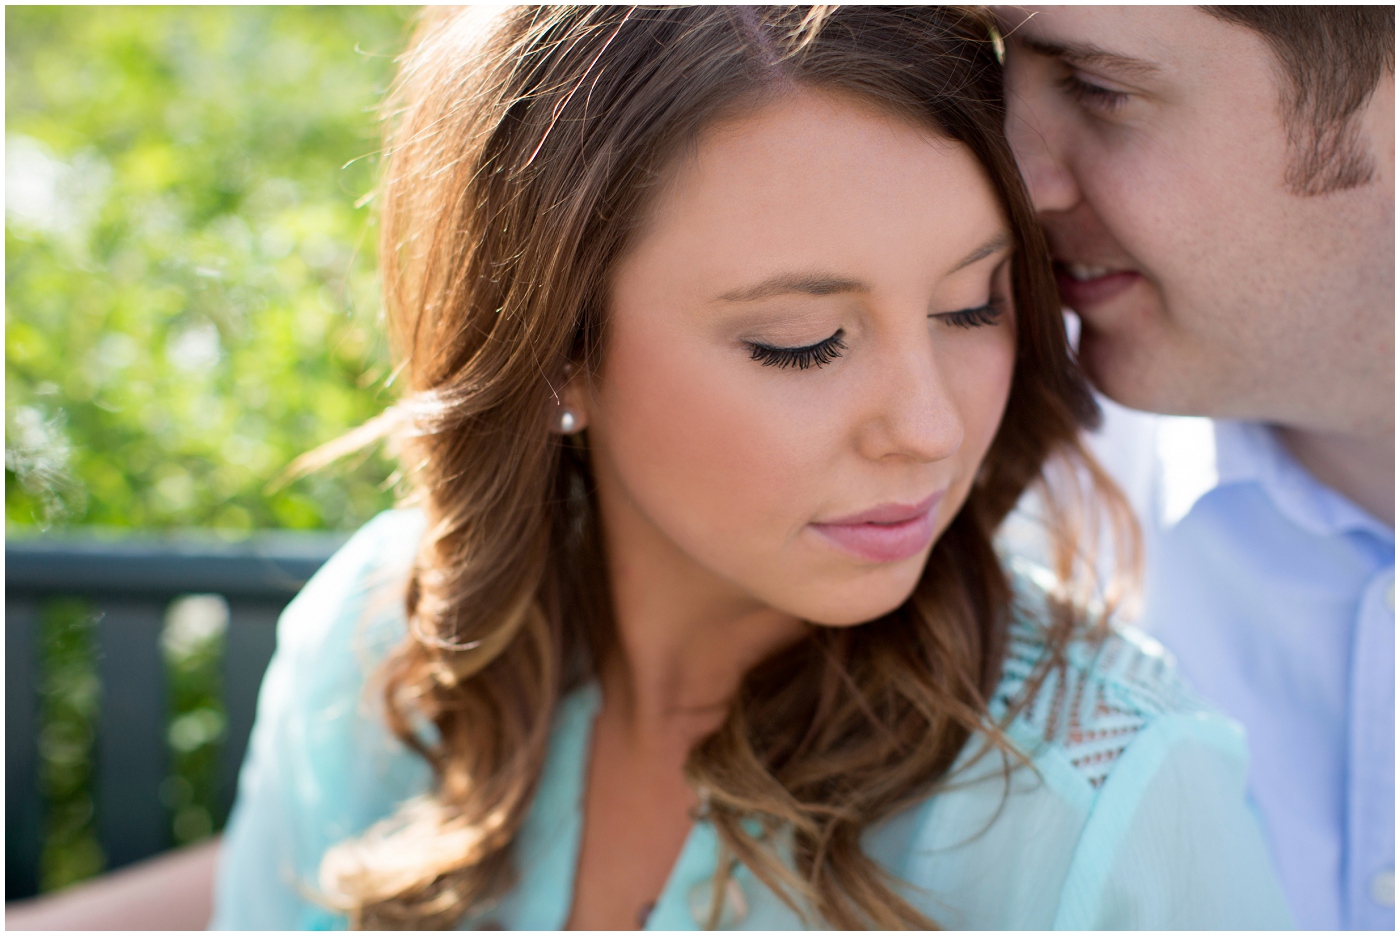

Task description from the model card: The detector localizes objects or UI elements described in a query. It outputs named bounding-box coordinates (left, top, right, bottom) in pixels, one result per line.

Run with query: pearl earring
left=557, top=408, right=578, bottom=434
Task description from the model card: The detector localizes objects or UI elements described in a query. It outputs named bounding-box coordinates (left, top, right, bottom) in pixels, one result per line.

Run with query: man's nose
left=1003, top=52, right=1081, bottom=215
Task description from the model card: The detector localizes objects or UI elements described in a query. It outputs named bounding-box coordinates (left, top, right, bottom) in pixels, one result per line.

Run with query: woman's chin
left=782, top=563, right=927, bottom=628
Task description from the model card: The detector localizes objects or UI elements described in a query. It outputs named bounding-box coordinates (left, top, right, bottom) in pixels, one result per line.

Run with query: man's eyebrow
left=948, top=232, right=1013, bottom=275
left=1021, top=36, right=1162, bottom=81
left=717, top=273, right=870, bottom=303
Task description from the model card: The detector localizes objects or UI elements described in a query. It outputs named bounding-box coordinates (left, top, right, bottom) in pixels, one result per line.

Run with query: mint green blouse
left=211, top=510, right=1293, bottom=929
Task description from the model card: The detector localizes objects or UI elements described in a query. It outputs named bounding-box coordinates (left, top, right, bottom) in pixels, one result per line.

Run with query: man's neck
left=1274, top=425, right=1395, bottom=529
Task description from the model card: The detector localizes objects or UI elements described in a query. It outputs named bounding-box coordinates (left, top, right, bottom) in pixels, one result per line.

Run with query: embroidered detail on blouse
left=992, top=563, right=1211, bottom=789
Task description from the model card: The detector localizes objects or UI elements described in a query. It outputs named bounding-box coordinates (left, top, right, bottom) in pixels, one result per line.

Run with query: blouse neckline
left=498, top=682, right=761, bottom=930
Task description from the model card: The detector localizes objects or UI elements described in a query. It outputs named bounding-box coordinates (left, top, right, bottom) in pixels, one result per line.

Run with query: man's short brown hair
left=1207, top=6, right=1394, bottom=195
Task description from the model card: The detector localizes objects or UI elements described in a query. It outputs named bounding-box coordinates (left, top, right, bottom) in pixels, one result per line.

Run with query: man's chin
left=1076, top=331, right=1180, bottom=416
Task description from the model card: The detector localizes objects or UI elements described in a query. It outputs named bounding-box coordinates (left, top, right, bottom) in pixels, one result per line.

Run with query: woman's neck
left=595, top=486, right=809, bottom=751
left=600, top=600, right=806, bottom=751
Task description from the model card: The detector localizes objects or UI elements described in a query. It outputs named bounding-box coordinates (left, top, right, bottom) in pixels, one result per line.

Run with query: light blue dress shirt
left=211, top=508, right=1292, bottom=930
left=1098, top=413, right=1394, bottom=930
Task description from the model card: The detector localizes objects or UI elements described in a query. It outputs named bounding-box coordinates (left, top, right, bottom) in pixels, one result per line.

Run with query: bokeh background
left=6, top=6, right=414, bottom=892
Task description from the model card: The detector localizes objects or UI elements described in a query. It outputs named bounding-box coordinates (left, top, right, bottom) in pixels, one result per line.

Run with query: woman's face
left=576, top=89, right=1017, bottom=627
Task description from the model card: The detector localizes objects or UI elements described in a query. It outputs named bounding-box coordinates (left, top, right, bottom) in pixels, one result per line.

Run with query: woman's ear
left=551, top=362, right=590, bottom=435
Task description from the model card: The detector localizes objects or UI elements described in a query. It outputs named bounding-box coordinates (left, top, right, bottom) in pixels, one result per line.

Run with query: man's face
left=1001, top=6, right=1394, bottom=438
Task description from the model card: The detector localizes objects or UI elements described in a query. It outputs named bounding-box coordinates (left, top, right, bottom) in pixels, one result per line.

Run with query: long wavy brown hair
left=315, top=5, right=1134, bottom=929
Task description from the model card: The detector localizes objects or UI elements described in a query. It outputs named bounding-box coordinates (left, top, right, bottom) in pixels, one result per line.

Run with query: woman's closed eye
left=933, top=296, right=1006, bottom=329
left=746, top=328, right=847, bottom=370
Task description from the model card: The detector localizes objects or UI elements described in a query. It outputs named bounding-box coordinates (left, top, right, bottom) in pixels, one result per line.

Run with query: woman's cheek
left=957, top=324, right=1018, bottom=467
left=597, top=330, right=823, bottom=562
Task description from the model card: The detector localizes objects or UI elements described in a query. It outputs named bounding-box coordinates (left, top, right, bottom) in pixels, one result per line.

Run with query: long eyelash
left=1060, top=74, right=1130, bottom=113
left=747, top=329, right=847, bottom=370
left=938, top=297, right=1005, bottom=329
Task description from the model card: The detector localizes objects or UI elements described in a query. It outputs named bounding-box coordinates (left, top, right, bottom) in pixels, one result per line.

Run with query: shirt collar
left=1157, top=417, right=1393, bottom=545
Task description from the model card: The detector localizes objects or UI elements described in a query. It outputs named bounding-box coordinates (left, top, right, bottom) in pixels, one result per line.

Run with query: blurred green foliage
left=160, top=595, right=231, bottom=850
left=34, top=593, right=235, bottom=892
left=6, top=5, right=415, bottom=533
left=6, top=6, right=417, bottom=893
left=37, top=600, right=103, bottom=892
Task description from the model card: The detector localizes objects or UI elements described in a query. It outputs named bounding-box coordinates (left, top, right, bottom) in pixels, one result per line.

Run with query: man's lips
left=809, top=491, right=944, bottom=564
left=1054, top=261, right=1143, bottom=312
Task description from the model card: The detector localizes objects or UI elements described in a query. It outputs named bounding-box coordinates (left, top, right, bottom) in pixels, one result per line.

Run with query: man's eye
left=1060, top=73, right=1130, bottom=114
left=746, top=329, right=847, bottom=370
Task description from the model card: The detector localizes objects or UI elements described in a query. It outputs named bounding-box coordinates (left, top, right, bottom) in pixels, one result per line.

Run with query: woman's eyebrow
left=715, top=235, right=1011, bottom=303
left=947, top=232, right=1012, bottom=275
left=717, top=273, right=871, bottom=303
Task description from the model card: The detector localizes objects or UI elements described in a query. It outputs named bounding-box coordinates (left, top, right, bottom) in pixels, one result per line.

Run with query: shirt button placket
left=1350, top=573, right=1396, bottom=928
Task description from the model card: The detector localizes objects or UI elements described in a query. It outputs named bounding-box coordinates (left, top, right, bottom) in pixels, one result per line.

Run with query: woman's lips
left=809, top=491, right=944, bottom=564
left=1054, top=263, right=1143, bottom=312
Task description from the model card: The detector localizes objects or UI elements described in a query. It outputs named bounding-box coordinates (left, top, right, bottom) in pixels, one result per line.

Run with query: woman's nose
left=854, top=339, right=965, bottom=465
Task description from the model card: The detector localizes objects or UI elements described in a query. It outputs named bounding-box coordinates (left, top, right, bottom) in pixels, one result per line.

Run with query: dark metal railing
left=5, top=529, right=347, bottom=901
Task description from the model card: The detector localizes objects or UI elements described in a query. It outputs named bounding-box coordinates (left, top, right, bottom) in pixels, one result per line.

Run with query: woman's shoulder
left=211, top=508, right=428, bottom=930
left=275, top=507, right=424, bottom=658
left=881, top=559, right=1292, bottom=929
left=991, top=558, right=1242, bottom=793
left=260, top=506, right=427, bottom=741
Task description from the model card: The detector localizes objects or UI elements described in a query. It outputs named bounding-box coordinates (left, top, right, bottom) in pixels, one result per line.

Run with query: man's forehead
left=996, top=5, right=1213, bottom=77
